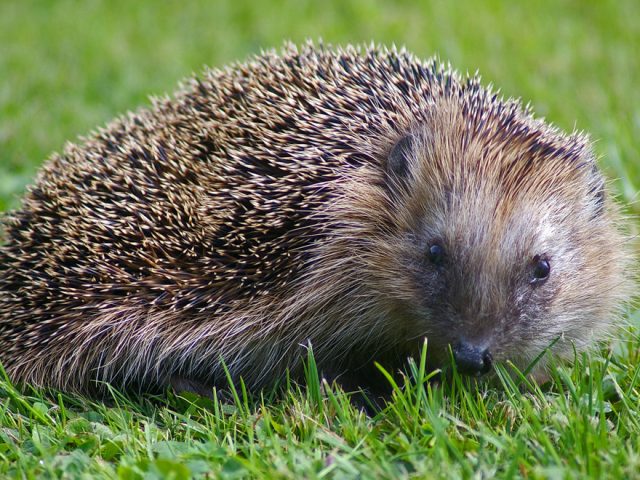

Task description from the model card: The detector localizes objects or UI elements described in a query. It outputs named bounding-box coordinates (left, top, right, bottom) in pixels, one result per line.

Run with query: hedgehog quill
left=0, top=42, right=633, bottom=397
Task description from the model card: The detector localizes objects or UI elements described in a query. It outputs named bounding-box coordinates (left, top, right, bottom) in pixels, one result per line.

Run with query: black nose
left=452, top=341, right=493, bottom=376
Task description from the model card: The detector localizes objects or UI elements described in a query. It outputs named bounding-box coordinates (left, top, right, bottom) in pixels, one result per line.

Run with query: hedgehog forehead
left=402, top=125, right=594, bottom=265
left=429, top=191, right=538, bottom=263
left=408, top=95, right=594, bottom=186
left=427, top=167, right=583, bottom=252
left=401, top=96, right=596, bottom=216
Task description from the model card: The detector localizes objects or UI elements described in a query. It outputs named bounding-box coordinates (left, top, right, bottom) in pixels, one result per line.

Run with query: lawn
left=1, top=0, right=639, bottom=478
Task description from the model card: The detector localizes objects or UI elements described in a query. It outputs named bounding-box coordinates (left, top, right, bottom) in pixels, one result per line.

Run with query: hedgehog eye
left=387, top=135, right=413, bottom=178
left=531, top=255, right=551, bottom=283
left=428, top=243, right=445, bottom=266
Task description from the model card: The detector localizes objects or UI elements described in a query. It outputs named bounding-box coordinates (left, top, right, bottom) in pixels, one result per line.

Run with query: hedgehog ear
left=387, top=134, right=414, bottom=179
left=589, top=164, right=606, bottom=217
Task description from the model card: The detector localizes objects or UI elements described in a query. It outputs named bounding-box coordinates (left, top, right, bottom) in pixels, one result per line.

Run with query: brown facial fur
left=0, top=42, right=633, bottom=395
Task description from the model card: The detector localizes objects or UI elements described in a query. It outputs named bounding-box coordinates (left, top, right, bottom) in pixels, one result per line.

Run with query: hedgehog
left=0, top=42, right=633, bottom=397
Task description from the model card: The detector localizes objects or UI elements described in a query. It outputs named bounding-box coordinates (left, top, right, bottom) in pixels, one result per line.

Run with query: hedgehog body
left=0, top=43, right=632, bottom=395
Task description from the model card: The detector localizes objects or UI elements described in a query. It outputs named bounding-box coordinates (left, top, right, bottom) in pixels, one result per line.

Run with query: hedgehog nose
left=452, top=341, right=493, bottom=376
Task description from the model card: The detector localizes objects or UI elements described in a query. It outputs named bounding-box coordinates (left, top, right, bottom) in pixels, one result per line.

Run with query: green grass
left=2, top=339, right=640, bottom=479
left=1, top=0, right=639, bottom=478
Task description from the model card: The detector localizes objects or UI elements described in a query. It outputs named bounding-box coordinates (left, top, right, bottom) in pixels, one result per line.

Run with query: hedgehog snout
left=451, top=340, right=493, bottom=376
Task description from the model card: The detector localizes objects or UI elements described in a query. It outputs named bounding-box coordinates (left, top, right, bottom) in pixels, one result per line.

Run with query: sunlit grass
left=2, top=338, right=640, bottom=478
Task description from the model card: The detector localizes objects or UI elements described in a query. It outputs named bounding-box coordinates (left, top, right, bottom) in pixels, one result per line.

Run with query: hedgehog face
left=410, top=192, right=575, bottom=377
left=375, top=112, right=630, bottom=379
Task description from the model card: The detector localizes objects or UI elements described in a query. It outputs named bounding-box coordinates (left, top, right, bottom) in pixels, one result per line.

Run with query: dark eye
left=428, top=244, right=445, bottom=266
left=531, top=255, right=551, bottom=283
